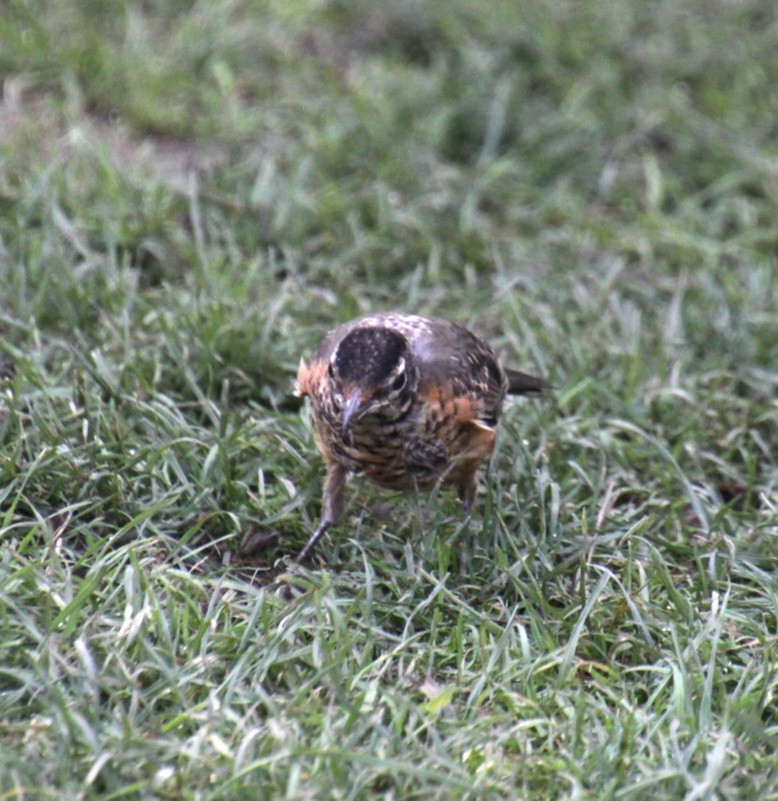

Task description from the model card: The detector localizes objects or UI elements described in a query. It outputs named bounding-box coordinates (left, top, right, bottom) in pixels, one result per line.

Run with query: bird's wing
left=404, top=318, right=508, bottom=429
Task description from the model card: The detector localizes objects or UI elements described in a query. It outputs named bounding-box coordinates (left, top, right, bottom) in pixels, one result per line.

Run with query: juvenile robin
left=294, top=312, right=545, bottom=561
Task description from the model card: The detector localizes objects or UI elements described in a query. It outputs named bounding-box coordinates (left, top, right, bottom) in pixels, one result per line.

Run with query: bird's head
left=328, top=326, right=416, bottom=430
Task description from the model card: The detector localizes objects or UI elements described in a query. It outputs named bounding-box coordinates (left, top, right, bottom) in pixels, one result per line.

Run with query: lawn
left=1, top=1, right=777, bottom=799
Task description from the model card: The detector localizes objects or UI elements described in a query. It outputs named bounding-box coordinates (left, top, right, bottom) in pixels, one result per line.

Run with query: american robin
left=294, top=312, right=545, bottom=561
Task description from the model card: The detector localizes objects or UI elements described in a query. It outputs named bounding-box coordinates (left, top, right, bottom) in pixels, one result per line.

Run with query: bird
left=294, top=312, right=545, bottom=561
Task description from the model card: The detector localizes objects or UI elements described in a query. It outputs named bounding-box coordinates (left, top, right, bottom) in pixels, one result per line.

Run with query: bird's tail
left=505, top=368, right=548, bottom=396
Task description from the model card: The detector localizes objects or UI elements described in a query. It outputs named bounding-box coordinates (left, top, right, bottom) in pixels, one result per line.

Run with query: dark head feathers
left=333, top=327, right=409, bottom=386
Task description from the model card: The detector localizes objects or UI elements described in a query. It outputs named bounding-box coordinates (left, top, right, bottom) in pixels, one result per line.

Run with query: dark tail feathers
left=505, top=368, right=548, bottom=396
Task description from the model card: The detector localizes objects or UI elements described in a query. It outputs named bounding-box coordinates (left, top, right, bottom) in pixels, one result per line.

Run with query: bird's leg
left=456, top=470, right=480, bottom=573
left=297, top=462, right=347, bottom=562
left=458, top=471, right=478, bottom=518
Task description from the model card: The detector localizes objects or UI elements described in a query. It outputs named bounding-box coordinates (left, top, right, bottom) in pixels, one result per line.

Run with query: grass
left=1, top=0, right=777, bottom=798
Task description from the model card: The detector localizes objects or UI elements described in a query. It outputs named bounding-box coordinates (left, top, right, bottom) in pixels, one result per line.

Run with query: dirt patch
left=1, top=75, right=226, bottom=186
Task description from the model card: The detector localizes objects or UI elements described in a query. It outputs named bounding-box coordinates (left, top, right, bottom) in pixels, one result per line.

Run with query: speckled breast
left=312, top=405, right=444, bottom=490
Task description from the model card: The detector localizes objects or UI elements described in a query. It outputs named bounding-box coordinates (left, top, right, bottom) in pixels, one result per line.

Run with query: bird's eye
left=391, top=371, right=406, bottom=392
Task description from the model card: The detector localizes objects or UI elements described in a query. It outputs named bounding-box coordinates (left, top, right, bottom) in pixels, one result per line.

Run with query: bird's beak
left=342, top=390, right=362, bottom=431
